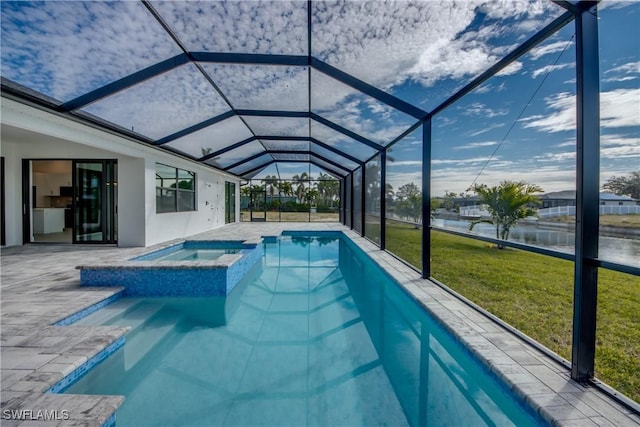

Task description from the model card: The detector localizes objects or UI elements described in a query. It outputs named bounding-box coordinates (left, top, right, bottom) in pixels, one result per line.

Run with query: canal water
left=431, top=219, right=639, bottom=267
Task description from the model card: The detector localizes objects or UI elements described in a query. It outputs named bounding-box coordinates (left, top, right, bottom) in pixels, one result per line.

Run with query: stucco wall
left=1, top=98, right=240, bottom=247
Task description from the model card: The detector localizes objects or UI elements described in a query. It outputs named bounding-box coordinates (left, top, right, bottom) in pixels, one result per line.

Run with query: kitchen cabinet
left=33, top=208, right=65, bottom=234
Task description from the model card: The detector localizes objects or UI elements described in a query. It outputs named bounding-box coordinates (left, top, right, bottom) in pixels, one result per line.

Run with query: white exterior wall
left=1, top=98, right=240, bottom=247
left=143, top=156, right=233, bottom=246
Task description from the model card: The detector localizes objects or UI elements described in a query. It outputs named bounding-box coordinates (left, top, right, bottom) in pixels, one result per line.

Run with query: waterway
left=431, top=218, right=639, bottom=268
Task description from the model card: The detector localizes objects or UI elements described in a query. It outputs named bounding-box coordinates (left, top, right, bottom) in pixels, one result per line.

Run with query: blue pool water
left=143, top=248, right=240, bottom=261
left=63, top=233, right=546, bottom=427
left=132, top=241, right=246, bottom=262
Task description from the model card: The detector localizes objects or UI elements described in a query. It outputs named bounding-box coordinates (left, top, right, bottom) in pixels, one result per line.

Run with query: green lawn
left=383, top=221, right=640, bottom=403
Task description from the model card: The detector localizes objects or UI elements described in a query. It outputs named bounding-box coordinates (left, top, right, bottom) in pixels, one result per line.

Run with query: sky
left=1, top=0, right=638, bottom=192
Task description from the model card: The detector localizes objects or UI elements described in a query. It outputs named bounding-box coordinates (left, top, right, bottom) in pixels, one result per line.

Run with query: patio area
left=1, top=223, right=638, bottom=426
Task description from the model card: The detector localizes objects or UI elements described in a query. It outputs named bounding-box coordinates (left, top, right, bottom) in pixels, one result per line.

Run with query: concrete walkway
left=1, top=223, right=638, bottom=426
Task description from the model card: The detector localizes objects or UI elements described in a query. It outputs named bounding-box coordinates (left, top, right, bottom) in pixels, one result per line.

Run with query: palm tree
left=306, top=188, right=319, bottom=206
left=279, top=181, right=293, bottom=198
left=315, top=176, right=339, bottom=208
left=469, top=180, right=543, bottom=248
left=261, top=175, right=279, bottom=198
left=292, top=172, right=309, bottom=204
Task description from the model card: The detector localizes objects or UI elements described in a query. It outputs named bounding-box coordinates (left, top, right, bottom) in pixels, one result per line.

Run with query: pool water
left=64, top=234, right=546, bottom=427
left=148, top=248, right=240, bottom=261
left=131, top=241, right=246, bottom=262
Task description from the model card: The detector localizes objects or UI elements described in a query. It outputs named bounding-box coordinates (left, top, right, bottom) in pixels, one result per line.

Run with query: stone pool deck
left=1, top=222, right=638, bottom=426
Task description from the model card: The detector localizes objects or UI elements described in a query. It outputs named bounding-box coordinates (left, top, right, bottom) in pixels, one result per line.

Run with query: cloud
left=431, top=163, right=576, bottom=195
left=523, top=88, right=640, bottom=133
left=0, top=2, right=182, bottom=102
left=531, top=63, right=574, bottom=79
left=603, top=61, right=640, bottom=83
left=311, top=70, right=416, bottom=144
left=555, top=140, right=575, bottom=148
left=475, top=82, right=507, bottom=94
left=84, top=64, right=233, bottom=140
left=202, top=64, right=309, bottom=111
left=601, top=89, right=640, bottom=128
left=533, top=133, right=639, bottom=164
left=311, top=0, right=562, bottom=91
left=601, top=145, right=640, bottom=159
left=153, top=1, right=308, bottom=55
left=243, top=116, right=309, bottom=137
left=605, top=62, right=640, bottom=75
left=468, top=122, right=506, bottom=137
left=496, top=61, right=524, bottom=76
left=528, top=41, right=573, bottom=60
left=168, top=116, right=254, bottom=159
left=432, top=156, right=496, bottom=165
left=453, top=141, right=499, bottom=150
left=386, top=171, right=423, bottom=191
left=463, top=103, right=508, bottom=118
left=534, top=151, right=576, bottom=162
left=387, top=160, right=422, bottom=167
left=601, top=133, right=640, bottom=147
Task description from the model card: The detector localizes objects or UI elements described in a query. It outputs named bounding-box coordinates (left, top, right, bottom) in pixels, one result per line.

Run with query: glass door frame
left=72, top=159, right=117, bottom=244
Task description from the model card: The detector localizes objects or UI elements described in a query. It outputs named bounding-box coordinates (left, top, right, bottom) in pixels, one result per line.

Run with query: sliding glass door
left=73, top=160, right=117, bottom=243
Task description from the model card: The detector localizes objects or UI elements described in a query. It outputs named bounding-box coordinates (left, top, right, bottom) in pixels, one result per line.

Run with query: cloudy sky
left=1, top=0, right=638, bottom=189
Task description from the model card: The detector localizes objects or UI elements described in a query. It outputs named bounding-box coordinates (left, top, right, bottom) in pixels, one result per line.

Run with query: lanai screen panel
left=0, top=1, right=181, bottom=104
left=352, top=167, right=363, bottom=233
left=310, top=143, right=359, bottom=171
left=271, top=153, right=310, bottom=162
left=310, top=155, right=346, bottom=178
left=228, top=153, right=273, bottom=176
left=311, top=120, right=376, bottom=161
left=243, top=116, right=309, bottom=138
left=260, top=140, right=310, bottom=152
left=150, top=0, right=308, bottom=55
left=311, top=69, right=416, bottom=146
left=201, top=64, right=309, bottom=111
left=272, top=162, right=311, bottom=180
left=82, top=64, right=231, bottom=140
left=166, top=116, right=253, bottom=159
left=311, top=0, right=567, bottom=113
left=205, top=140, right=267, bottom=170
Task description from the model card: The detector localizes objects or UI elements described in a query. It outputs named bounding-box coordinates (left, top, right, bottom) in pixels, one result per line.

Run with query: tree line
left=241, top=173, right=340, bottom=212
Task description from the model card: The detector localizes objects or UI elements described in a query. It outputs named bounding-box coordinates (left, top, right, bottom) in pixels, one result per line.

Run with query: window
left=156, top=163, right=196, bottom=213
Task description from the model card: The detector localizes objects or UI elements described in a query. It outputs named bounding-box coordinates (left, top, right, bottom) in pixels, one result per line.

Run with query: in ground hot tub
left=77, top=240, right=262, bottom=297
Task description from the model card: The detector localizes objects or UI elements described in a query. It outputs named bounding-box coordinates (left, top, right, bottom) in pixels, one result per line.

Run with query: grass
left=384, top=221, right=640, bottom=403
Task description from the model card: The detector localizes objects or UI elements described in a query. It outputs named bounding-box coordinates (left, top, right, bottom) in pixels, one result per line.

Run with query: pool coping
left=1, top=223, right=638, bottom=426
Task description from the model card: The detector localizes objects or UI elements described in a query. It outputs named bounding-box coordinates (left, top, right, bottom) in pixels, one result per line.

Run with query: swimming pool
left=61, top=232, right=547, bottom=426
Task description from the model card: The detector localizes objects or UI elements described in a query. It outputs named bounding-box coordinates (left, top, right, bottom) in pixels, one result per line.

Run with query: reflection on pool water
left=63, top=233, right=547, bottom=427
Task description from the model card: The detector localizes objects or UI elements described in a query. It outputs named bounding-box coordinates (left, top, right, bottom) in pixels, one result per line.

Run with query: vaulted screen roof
left=1, top=0, right=571, bottom=179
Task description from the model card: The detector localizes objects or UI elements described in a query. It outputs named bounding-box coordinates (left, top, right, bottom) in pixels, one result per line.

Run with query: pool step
left=101, top=301, right=166, bottom=332
left=123, top=309, right=182, bottom=370
left=71, top=298, right=146, bottom=326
